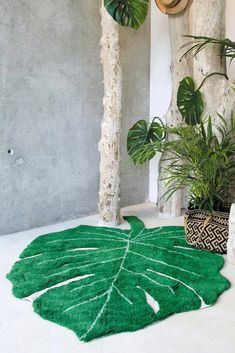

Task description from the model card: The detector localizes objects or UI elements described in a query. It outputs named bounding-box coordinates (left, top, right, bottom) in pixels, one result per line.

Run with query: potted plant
left=127, top=75, right=235, bottom=253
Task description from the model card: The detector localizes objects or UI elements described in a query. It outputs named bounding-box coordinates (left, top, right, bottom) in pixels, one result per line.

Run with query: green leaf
left=207, top=116, right=213, bottom=146
left=200, top=120, right=207, bottom=141
left=7, top=217, right=229, bottom=342
left=127, top=118, right=165, bottom=164
left=104, top=0, right=149, bottom=29
left=177, top=77, right=204, bottom=125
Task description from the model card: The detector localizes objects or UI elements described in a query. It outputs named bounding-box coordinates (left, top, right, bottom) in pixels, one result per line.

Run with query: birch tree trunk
left=98, top=5, right=122, bottom=226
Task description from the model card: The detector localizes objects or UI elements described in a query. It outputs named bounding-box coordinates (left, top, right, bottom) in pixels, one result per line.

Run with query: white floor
left=1, top=203, right=235, bottom=353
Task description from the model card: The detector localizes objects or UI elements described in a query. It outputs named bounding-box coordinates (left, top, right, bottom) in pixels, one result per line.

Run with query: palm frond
left=181, top=35, right=235, bottom=63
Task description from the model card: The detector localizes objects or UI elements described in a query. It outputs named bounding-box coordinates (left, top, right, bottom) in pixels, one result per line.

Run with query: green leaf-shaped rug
left=7, top=216, right=230, bottom=342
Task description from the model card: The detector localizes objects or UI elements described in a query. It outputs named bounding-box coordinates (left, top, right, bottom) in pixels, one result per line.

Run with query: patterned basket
left=184, top=208, right=230, bottom=254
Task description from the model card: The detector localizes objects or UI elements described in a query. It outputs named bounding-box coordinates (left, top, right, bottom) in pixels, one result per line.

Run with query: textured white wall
left=149, top=0, right=235, bottom=202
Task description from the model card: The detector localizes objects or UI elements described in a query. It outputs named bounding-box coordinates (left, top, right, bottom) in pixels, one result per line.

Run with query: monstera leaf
left=7, top=217, right=229, bottom=342
left=104, top=0, right=149, bottom=29
left=177, top=76, right=204, bottom=125
left=127, top=118, right=165, bottom=164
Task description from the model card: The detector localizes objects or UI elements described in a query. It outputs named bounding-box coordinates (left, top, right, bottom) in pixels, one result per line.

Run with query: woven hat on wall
left=155, top=0, right=189, bottom=15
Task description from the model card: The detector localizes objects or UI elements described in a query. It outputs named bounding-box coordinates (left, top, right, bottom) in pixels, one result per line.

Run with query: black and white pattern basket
left=184, top=209, right=230, bottom=254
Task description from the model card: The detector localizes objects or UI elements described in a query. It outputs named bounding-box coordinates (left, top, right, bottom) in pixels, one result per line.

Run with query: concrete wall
left=0, top=0, right=150, bottom=235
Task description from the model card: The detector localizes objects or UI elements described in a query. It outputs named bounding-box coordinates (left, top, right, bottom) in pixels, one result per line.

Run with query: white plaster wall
left=226, top=0, right=235, bottom=79
left=149, top=0, right=235, bottom=202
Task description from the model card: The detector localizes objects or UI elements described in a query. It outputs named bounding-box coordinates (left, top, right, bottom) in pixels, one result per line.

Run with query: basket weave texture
left=185, top=209, right=230, bottom=254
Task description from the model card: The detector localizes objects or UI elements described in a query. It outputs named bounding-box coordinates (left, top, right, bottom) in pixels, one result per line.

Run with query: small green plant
left=127, top=76, right=235, bottom=213
left=160, top=114, right=235, bottom=212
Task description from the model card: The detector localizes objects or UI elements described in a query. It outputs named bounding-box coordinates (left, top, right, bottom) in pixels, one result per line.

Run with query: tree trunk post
left=157, top=4, right=193, bottom=217
left=98, top=5, right=122, bottom=226
left=189, top=0, right=230, bottom=122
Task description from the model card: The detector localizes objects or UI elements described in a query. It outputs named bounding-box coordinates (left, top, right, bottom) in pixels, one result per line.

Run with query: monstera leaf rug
left=7, top=216, right=229, bottom=342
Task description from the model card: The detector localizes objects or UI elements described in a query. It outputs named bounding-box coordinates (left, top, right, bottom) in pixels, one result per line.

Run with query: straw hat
left=155, top=0, right=189, bottom=15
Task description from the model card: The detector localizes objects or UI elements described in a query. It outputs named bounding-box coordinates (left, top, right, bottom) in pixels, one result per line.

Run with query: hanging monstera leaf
left=127, top=118, right=165, bottom=164
left=104, top=0, right=149, bottom=29
left=177, top=76, right=204, bottom=125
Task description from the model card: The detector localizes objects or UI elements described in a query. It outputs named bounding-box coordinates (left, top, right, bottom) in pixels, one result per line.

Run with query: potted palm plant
left=127, top=75, right=235, bottom=253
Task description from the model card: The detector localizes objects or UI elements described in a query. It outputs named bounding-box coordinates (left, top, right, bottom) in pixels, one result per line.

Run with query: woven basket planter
left=184, top=208, right=230, bottom=254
